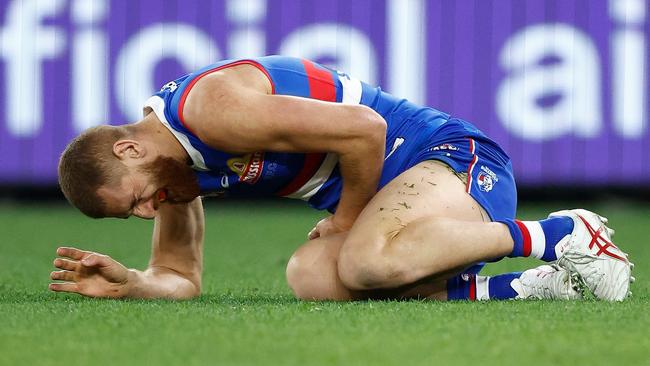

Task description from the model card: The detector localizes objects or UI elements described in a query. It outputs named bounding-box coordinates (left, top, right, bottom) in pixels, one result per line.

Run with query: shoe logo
left=385, top=137, right=405, bottom=160
left=577, top=215, right=627, bottom=263
left=556, top=239, right=570, bottom=256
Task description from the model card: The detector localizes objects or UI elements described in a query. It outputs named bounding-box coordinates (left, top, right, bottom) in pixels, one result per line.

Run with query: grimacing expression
left=97, top=156, right=200, bottom=219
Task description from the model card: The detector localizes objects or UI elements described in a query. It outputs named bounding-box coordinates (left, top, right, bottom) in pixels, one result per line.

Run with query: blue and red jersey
left=144, top=55, right=501, bottom=214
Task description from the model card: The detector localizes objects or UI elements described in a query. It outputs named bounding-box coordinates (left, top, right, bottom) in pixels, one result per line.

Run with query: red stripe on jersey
left=465, top=155, right=478, bottom=193
left=468, top=138, right=476, bottom=154
left=177, top=60, right=275, bottom=135
left=301, top=59, right=336, bottom=102
left=515, top=220, right=532, bottom=257
left=276, top=153, right=327, bottom=197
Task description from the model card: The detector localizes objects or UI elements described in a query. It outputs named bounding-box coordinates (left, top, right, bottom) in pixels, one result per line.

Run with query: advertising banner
left=0, top=0, right=648, bottom=185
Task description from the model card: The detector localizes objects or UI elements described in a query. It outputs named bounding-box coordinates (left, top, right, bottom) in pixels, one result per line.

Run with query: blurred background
left=0, top=0, right=648, bottom=198
left=1, top=3, right=648, bottom=363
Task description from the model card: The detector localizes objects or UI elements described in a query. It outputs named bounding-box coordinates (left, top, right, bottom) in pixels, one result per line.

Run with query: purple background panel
left=0, top=0, right=648, bottom=186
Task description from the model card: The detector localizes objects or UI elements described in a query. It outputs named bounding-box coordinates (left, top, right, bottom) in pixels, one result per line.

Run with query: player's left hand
left=49, top=247, right=131, bottom=298
left=308, top=216, right=350, bottom=239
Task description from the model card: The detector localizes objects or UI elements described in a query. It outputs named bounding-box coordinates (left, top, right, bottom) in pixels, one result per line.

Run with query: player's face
left=97, top=156, right=200, bottom=219
left=97, top=169, right=162, bottom=219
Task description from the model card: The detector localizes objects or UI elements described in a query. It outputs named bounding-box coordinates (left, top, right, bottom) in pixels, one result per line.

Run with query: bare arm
left=127, top=197, right=204, bottom=299
left=182, top=70, right=387, bottom=232
left=50, top=198, right=205, bottom=299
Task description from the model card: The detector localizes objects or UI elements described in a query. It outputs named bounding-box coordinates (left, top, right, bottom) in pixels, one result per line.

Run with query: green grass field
left=0, top=200, right=648, bottom=366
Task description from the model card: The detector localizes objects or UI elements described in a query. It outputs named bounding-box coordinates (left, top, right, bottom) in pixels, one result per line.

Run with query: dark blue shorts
left=401, top=119, right=518, bottom=222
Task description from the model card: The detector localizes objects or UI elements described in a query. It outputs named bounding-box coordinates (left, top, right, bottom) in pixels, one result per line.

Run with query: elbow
left=173, top=280, right=201, bottom=300
left=150, top=266, right=203, bottom=300
left=186, top=283, right=202, bottom=299
left=185, top=274, right=202, bottom=299
left=356, top=105, right=386, bottom=143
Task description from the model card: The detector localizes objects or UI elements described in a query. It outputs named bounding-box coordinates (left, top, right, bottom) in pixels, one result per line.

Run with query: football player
left=53, top=56, right=633, bottom=301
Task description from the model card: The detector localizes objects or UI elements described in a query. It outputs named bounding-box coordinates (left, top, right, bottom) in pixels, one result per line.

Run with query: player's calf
left=338, top=217, right=514, bottom=291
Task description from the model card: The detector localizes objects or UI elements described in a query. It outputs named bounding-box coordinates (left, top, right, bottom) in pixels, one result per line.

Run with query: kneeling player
left=53, top=56, right=633, bottom=301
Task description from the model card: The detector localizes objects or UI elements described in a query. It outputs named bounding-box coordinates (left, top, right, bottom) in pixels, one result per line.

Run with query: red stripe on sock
left=469, top=274, right=477, bottom=301
left=515, top=220, right=532, bottom=257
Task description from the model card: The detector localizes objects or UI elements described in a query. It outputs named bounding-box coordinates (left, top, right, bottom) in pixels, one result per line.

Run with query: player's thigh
left=343, top=159, right=486, bottom=254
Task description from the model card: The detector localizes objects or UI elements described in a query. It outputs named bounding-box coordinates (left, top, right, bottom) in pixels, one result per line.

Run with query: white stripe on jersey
left=144, top=96, right=209, bottom=171
left=285, top=153, right=339, bottom=200
left=337, top=74, right=362, bottom=105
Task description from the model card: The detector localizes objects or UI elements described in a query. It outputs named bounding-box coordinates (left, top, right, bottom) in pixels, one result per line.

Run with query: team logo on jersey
left=160, top=81, right=178, bottom=92
left=477, top=165, right=499, bottom=192
left=431, top=143, right=458, bottom=151
left=227, top=152, right=265, bottom=184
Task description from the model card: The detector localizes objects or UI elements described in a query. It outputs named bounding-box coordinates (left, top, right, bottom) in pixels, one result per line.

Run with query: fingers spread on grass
left=56, top=247, right=89, bottom=260
left=50, top=270, right=76, bottom=282
left=49, top=282, right=80, bottom=293
left=53, top=258, right=78, bottom=271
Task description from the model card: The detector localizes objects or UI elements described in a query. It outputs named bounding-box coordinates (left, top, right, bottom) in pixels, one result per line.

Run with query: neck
left=131, top=112, right=191, bottom=165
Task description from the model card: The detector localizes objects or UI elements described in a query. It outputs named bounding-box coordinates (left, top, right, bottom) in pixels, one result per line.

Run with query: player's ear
left=113, top=139, right=146, bottom=161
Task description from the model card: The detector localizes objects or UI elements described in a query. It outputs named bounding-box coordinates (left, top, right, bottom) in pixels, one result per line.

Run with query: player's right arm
left=49, top=198, right=204, bottom=299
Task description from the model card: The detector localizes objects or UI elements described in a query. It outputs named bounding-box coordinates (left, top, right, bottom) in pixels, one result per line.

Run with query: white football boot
left=511, top=264, right=582, bottom=300
left=549, top=209, right=633, bottom=301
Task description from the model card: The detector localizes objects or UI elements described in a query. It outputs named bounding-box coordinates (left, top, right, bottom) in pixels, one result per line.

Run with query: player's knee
left=286, top=250, right=312, bottom=299
left=338, top=239, right=410, bottom=290
left=285, top=245, right=339, bottom=301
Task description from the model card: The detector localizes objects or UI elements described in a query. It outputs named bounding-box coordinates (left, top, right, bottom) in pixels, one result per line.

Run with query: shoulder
left=184, top=71, right=239, bottom=109
left=180, top=71, right=240, bottom=132
left=181, top=65, right=271, bottom=125
left=179, top=65, right=274, bottom=151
